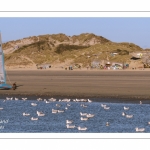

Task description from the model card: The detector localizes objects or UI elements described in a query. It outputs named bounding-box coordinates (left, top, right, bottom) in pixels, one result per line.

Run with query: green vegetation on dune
left=55, top=44, right=90, bottom=54
left=14, top=41, right=51, bottom=54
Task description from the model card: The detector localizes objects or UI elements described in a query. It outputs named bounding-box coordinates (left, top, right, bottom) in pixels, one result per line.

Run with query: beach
left=1, top=69, right=150, bottom=102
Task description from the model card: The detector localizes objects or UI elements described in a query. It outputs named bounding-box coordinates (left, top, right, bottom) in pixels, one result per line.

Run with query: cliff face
left=2, top=33, right=144, bottom=68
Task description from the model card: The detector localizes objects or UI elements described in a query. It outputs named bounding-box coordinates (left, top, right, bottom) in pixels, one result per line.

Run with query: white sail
left=0, top=32, right=12, bottom=89
left=0, top=33, right=5, bottom=84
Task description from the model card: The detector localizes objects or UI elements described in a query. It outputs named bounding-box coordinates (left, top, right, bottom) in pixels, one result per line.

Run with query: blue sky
left=0, top=17, right=150, bottom=49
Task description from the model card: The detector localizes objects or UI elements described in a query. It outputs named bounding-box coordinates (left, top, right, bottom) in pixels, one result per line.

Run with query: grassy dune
left=3, top=33, right=143, bottom=67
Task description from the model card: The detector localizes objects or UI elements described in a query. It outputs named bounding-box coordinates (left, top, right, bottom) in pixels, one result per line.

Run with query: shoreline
left=5, top=67, right=150, bottom=71
left=0, top=93, right=150, bottom=104
left=1, top=70, right=150, bottom=104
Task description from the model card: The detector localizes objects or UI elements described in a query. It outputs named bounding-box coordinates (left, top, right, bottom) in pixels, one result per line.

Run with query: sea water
left=0, top=98, right=150, bottom=133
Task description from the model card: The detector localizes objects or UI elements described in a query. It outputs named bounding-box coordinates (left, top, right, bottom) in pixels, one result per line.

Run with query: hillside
left=2, top=33, right=144, bottom=69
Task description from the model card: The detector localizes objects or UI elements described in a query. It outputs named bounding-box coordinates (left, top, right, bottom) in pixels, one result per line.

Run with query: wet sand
left=1, top=70, right=150, bottom=102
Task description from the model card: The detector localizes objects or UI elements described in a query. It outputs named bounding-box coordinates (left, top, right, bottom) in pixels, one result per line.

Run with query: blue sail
left=0, top=32, right=12, bottom=89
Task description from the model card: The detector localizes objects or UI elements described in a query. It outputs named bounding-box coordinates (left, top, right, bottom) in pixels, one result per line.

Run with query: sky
left=0, top=17, right=150, bottom=49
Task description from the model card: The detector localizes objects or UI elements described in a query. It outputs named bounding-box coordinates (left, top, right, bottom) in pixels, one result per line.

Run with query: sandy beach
left=1, top=69, right=150, bottom=102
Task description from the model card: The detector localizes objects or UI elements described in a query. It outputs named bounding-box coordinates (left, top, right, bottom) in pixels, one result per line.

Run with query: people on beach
left=12, top=82, right=17, bottom=90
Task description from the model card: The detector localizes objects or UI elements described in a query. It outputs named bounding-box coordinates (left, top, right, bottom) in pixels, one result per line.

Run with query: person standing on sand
left=12, top=82, right=17, bottom=90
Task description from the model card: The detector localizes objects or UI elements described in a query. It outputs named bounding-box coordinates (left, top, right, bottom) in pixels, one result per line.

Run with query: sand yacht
left=0, top=33, right=12, bottom=90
